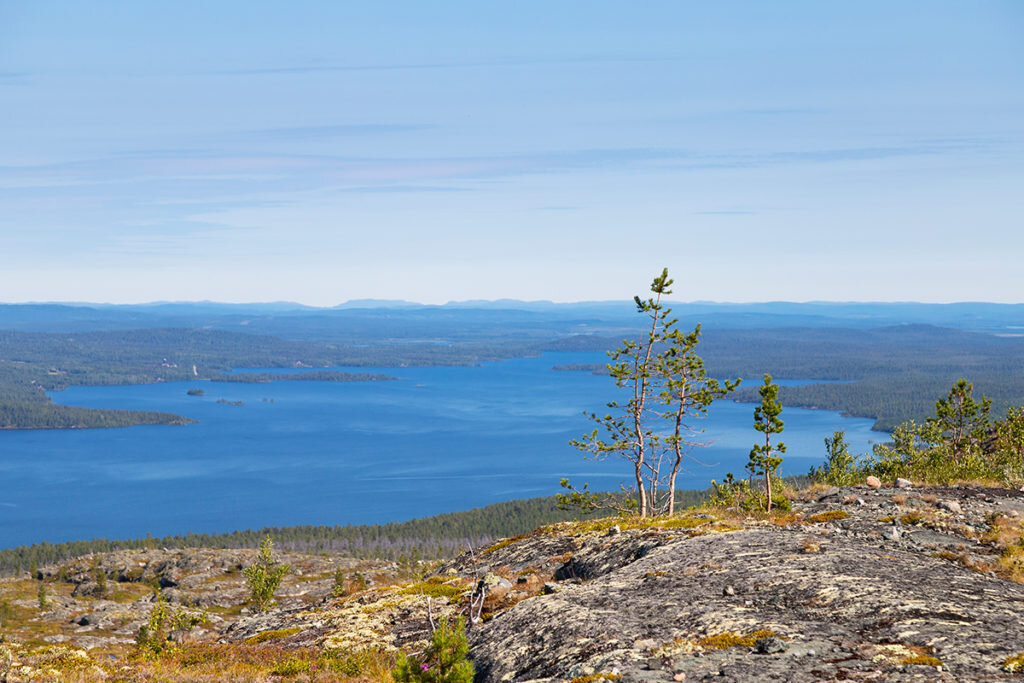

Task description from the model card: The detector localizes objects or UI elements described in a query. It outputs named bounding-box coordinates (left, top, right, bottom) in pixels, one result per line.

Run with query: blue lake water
left=0, top=352, right=882, bottom=548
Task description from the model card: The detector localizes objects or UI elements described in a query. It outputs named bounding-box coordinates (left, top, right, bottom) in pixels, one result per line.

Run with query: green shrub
left=136, top=588, right=208, bottom=657
left=243, top=536, right=290, bottom=612
left=811, top=430, right=859, bottom=486
left=393, top=615, right=474, bottom=683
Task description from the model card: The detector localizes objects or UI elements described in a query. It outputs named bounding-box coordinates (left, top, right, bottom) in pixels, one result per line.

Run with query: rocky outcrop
left=462, top=484, right=1024, bottom=681
left=5, top=483, right=1024, bottom=681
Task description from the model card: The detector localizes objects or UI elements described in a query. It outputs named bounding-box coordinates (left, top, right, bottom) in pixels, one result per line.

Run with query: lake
left=0, top=352, right=881, bottom=548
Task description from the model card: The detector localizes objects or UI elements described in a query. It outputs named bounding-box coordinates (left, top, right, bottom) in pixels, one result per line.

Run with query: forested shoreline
left=2, top=315, right=1024, bottom=431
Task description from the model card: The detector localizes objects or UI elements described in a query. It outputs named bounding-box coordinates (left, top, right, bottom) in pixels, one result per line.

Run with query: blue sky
left=1, top=1, right=1022, bottom=304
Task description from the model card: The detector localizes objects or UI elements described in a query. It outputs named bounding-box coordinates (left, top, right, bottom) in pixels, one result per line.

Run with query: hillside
left=3, top=480, right=1024, bottom=680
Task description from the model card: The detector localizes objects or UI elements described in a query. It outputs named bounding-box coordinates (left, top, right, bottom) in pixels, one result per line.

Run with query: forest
left=0, top=487, right=722, bottom=575
left=552, top=324, right=1024, bottom=431
left=2, top=305, right=1024, bottom=430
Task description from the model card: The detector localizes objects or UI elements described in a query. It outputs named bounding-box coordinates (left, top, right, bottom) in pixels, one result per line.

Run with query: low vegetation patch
left=570, top=673, right=622, bottom=683
left=399, top=576, right=465, bottom=600
left=652, top=630, right=783, bottom=657
left=244, top=627, right=302, bottom=645
left=696, top=630, right=781, bottom=650
left=805, top=510, right=849, bottom=524
left=1004, top=652, right=1024, bottom=673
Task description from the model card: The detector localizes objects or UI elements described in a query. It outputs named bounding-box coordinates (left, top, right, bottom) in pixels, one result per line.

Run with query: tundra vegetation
left=243, top=536, right=290, bottom=613
left=393, top=615, right=474, bottom=683
left=811, top=379, right=1024, bottom=487
left=559, top=268, right=739, bottom=517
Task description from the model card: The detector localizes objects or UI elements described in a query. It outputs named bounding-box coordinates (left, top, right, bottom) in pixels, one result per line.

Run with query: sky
left=1, top=1, right=1022, bottom=305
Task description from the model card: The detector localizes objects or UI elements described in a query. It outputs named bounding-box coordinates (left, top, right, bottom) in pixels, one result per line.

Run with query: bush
left=393, top=615, right=474, bottom=683
left=136, top=588, right=208, bottom=657
left=243, top=536, right=290, bottom=612
left=811, top=430, right=859, bottom=486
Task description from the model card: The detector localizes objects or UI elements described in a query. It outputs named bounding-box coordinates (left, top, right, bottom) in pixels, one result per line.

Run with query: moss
left=545, top=512, right=722, bottom=536
left=900, top=512, right=925, bottom=526
left=903, top=654, right=943, bottom=666
left=482, top=533, right=532, bottom=555
left=1004, top=652, right=1024, bottom=673
left=696, top=630, right=780, bottom=650
left=570, top=673, right=622, bottom=683
left=659, top=516, right=713, bottom=529
left=644, top=570, right=667, bottom=578
left=398, top=577, right=464, bottom=600
left=805, top=510, right=849, bottom=524
left=877, top=516, right=896, bottom=524
left=931, top=551, right=961, bottom=562
left=244, top=627, right=302, bottom=645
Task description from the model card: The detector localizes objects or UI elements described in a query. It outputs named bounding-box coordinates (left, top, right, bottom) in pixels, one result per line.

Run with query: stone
left=540, top=582, right=561, bottom=595
left=936, top=500, right=963, bottom=515
left=856, top=498, right=865, bottom=506
left=865, top=476, right=882, bottom=489
left=672, top=673, right=686, bottom=681
left=884, top=525, right=901, bottom=541
left=480, top=572, right=513, bottom=590
left=722, top=585, right=736, bottom=596
left=895, top=477, right=913, bottom=489
left=755, top=636, right=787, bottom=654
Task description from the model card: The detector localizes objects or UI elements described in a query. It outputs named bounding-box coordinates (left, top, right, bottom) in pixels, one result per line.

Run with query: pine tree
left=748, top=374, right=786, bottom=511
left=561, top=268, right=738, bottom=517
left=393, top=615, right=474, bottom=683
left=925, top=378, right=991, bottom=464
left=243, top=536, right=290, bottom=612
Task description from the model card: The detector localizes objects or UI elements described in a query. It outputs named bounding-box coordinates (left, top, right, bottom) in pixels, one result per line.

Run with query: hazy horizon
left=3, top=297, right=1024, bottom=309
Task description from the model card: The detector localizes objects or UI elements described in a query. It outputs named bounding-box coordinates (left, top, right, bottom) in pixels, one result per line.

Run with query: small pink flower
left=421, top=663, right=429, bottom=671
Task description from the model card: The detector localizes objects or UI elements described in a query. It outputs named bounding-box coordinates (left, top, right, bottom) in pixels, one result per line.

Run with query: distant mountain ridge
left=1, top=300, right=1023, bottom=335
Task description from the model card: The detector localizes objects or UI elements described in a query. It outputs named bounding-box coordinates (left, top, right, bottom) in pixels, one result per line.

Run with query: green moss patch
left=244, top=627, right=302, bottom=645
left=805, top=510, right=849, bottom=524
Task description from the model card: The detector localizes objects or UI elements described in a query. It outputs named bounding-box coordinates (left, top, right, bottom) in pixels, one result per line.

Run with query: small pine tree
left=813, top=430, right=858, bottom=486
left=747, top=374, right=786, bottom=511
left=393, top=615, right=474, bottom=683
left=136, top=588, right=208, bottom=657
left=37, top=582, right=47, bottom=610
left=925, top=378, right=992, bottom=464
left=243, top=536, right=290, bottom=612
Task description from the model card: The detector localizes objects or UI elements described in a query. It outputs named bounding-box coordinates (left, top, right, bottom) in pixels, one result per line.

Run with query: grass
left=133, top=642, right=397, bottom=681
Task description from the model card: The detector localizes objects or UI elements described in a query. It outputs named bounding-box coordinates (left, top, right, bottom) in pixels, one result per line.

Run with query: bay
left=0, top=352, right=881, bottom=548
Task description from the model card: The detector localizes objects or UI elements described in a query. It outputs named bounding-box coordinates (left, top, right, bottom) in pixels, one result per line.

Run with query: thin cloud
left=217, top=55, right=677, bottom=77
left=251, top=124, right=434, bottom=139
left=0, top=138, right=1003, bottom=193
